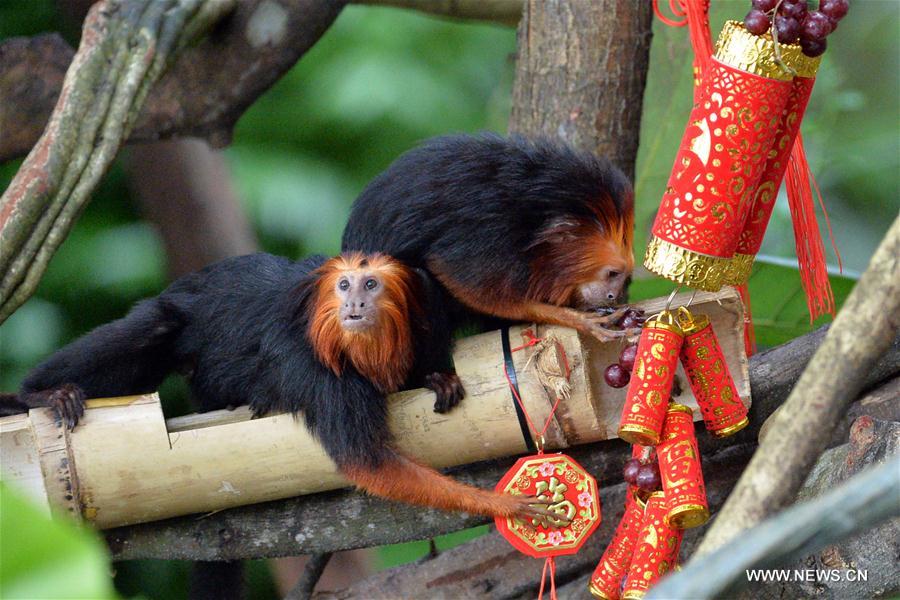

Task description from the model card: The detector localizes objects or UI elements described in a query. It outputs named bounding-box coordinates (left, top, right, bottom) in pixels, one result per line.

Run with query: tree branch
left=0, top=0, right=238, bottom=324
left=694, top=215, right=900, bottom=556
left=104, top=327, right=900, bottom=561
left=350, top=0, right=521, bottom=25
left=0, top=0, right=345, bottom=164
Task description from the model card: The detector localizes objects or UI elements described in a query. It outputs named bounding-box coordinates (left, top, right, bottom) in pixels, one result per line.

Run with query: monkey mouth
left=342, top=314, right=374, bottom=331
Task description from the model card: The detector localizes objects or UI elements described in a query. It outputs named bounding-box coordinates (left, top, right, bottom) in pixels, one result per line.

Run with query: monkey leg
left=425, top=372, right=466, bottom=414
left=342, top=451, right=568, bottom=524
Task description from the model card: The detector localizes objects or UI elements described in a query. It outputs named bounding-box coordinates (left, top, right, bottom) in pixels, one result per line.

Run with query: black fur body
left=341, top=132, right=634, bottom=329
left=17, top=253, right=452, bottom=468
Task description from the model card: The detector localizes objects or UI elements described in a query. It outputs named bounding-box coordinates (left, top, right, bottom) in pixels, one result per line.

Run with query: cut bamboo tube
left=0, top=289, right=749, bottom=529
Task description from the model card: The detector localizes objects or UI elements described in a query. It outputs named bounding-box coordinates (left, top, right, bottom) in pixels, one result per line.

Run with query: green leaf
left=0, top=482, right=118, bottom=600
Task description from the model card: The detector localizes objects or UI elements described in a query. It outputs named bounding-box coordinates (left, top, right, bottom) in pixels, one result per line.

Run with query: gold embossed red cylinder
left=588, top=489, right=646, bottom=599
left=680, top=313, right=749, bottom=437
left=618, top=313, right=684, bottom=446
left=643, top=20, right=795, bottom=291
left=727, top=50, right=823, bottom=285
left=621, top=492, right=683, bottom=599
left=658, top=403, right=710, bottom=529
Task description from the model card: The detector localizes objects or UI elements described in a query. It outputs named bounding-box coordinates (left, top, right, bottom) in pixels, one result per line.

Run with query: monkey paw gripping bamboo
left=0, top=289, right=750, bottom=529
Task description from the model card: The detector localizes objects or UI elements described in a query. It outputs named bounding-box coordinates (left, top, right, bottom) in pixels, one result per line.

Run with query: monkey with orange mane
left=342, top=133, right=635, bottom=343
left=3, top=251, right=552, bottom=521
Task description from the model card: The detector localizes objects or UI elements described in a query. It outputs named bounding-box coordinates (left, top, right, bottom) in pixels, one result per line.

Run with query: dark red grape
left=800, top=36, right=827, bottom=57
left=744, top=9, right=772, bottom=35
left=774, top=15, right=801, bottom=43
left=801, top=11, right=833, bottom=41
left=623, top=458, right=641, bottom=485
left=619, top=344, right=638, bottom=372
left=621, top=315, right=639, bottom=329
left=820, top=0, right=849, bottom=21
left=780, top=0, right=807, bottom=20
left=604, top=364, right=630, bottom=388
left=636, top=462, right=662, bottom=492
left=752, top=0, right=777, bottom=12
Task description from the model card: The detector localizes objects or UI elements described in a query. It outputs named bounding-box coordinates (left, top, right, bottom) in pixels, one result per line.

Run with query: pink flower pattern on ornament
left=547, top=531, right=564, bottom=546
left=538, top=462, right=556, bottom=477
left=578, top=491, right=593, bottom=508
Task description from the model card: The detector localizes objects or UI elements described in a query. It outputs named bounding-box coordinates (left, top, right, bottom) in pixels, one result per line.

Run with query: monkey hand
left=508, top=495, right=573, bottom=527
left=426, top=372, right=466, bottom=414
left=26, top=384, right=86, bottom=430
left=581, top=307, right=629, bottom=343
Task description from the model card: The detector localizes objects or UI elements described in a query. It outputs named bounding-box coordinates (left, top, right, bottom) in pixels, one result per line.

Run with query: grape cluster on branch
left=744, top=0, right=850, bottom=57
left=602, top=309, right=645, bottom=389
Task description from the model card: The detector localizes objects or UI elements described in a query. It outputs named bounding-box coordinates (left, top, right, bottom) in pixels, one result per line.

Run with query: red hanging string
left=736, top=283, right=757, bottom=356
left=503, top=330, right=568, bottom=599
left=785, top=134, right=836, bottom=321
left=653, top=0, right=712, bottom=97
left=538, top=557, right=557, bottom=600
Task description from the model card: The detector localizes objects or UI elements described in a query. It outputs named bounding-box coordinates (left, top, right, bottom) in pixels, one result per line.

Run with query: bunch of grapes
left=744, top=0, right=850, bottom=57
left=622, top=451, right=662, bottom=492
left=602, top=308, right=644, bottom=388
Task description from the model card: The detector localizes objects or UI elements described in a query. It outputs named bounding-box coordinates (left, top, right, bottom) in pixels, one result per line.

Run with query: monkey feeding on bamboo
left=4, top=252, right=552, bottom=521
left=342, top=133, right=636, bottom=342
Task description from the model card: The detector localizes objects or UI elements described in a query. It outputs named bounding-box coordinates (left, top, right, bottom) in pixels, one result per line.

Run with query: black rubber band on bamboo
left=501, top=326, right=538, bottom=454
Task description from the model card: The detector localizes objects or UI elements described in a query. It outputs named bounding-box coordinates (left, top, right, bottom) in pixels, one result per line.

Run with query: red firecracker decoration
left=678, top=309, right=749, bottom=437
left=644, top=20, right=794, bottom=291
left=495, top=454, right=601, bottom=558
left=589, top=488, right=645, bottom=600
left=728, top=50, right=823, bottom=285
left=658, top=403, right=710, bottom=529
left=621, top=492, right=683, bottom=600
left=618, top=312, right=684, bottom=446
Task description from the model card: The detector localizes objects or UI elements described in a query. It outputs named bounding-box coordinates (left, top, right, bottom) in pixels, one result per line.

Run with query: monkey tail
left=341, top=449, right=532, bottom=519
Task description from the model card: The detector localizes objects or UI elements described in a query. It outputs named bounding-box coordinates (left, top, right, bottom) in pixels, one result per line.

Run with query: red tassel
left=653, top=0, right=712, bottom=98
left=785, top=134, right=836, bottom=322
left=539, top=557, right=558, bottom=600
left=736, top=283, right=757, bottom=356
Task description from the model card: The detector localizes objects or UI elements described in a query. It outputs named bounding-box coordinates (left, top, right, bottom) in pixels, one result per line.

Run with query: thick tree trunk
left=509, top=0, right=654, bottom=178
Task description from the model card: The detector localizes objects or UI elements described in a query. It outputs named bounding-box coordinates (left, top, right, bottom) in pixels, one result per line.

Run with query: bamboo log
left=0, top=289, right=748, bottom=529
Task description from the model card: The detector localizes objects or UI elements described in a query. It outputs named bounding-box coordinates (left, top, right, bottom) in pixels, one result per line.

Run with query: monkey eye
left=365, top=278, right=378, bottom=290
left=339, top=279, right=350, bottom=291
left=607, top=270, right=621, bottom=279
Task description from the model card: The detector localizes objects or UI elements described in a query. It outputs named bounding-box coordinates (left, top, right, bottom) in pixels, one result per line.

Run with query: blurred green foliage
left=0, top=482, right=118, bottom=599
left=0, top=1, right=896, bottom=598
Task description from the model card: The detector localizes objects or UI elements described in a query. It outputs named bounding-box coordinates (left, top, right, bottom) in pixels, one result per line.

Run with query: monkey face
left=336, top=271, right=385, bottom=332
left=575, top=265, right=631, bottom=308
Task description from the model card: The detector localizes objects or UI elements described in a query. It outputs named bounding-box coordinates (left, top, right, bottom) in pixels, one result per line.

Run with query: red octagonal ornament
left=494, top=453, right=601, bottom=558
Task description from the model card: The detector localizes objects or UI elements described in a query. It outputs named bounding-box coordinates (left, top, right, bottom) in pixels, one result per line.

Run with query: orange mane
left=526, top=190, right=634, bottom=306
left=308, top=253, right=419, bottom=393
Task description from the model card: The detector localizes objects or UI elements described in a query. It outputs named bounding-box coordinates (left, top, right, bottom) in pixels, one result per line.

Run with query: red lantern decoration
left=589, top=488, right=645, bottom=600
left=618, top=312, right=683, bottom=446
left=495, top=454, right=601, bottom=558
left=678, top=309, right=749, bottom=437
left=643, top=20, right=795, bottom=291
left=621, top=492, right=683, bottom=599
left=658, top=403, right=710, bottom=529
